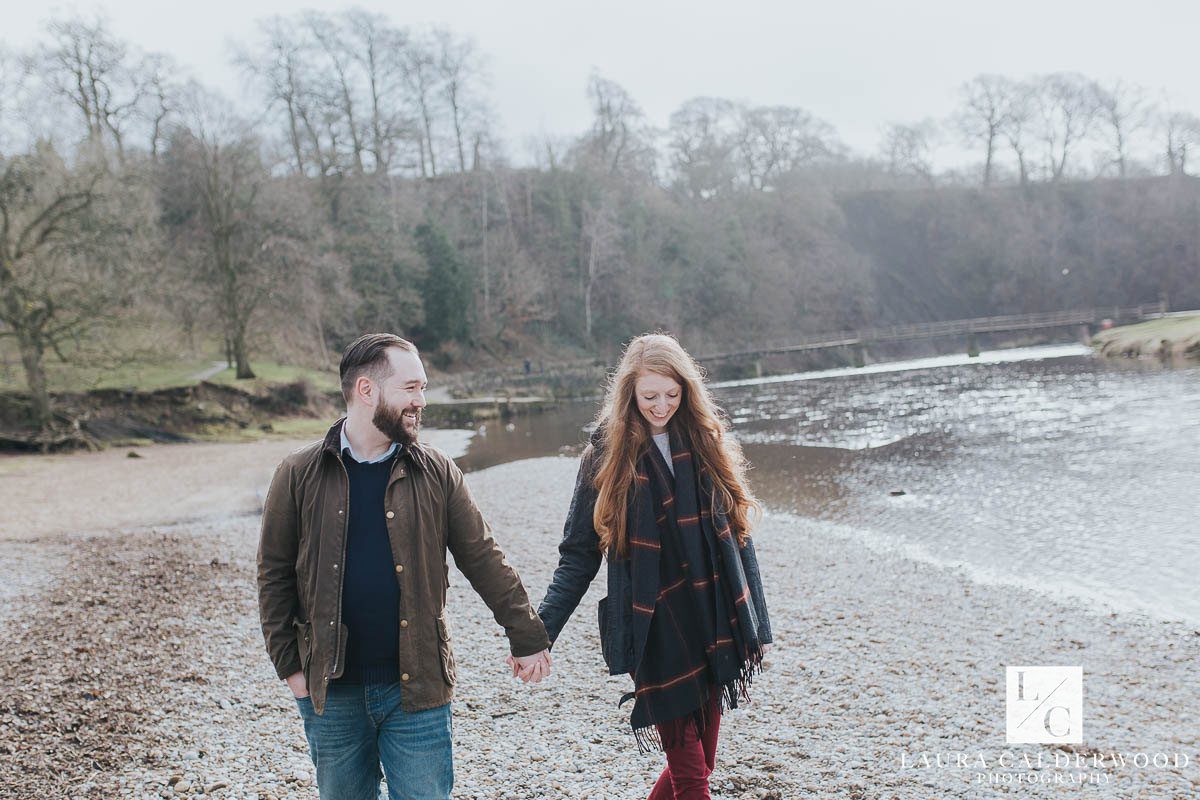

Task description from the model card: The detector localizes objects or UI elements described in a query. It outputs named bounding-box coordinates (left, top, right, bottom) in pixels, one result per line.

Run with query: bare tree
left=237, top=16, right=368, bottom=220
left=999, top=81, right=1036, bottom=186
left=142, top=53, right=180, bottom=160
left=0, top=36, right=155, bottom=428
left=345, top=9, right=409, bottom=175
left=162, top=89, right=317, bottom=378
left=576, top=72, right=656, bottom=178
left=41, top=16, right=160, bottom=162
left=432, top=28, right=489, bottom=173
left=1094, top=81, right=1153, bottom=178
left=668, top=96, right=740, bottom=198
left=955, top=74, right=1014, bottom=186
left=579, top=198, right=622, bottom=340
left=236, top=17, right=312, bottom=176
left=881, top=120, right=937, bottom=183
left=401, top=32, right=442, bottom=178
left=1164, top=111, right=1200, bottom=176
left=0, top=144, right=152, bottom=426
left=239, top=11, right=435, bottom=185
left=304, top=11, right=368, bottom=175
left=736, top=104, right=843, bottom=190
left=1031, top=72, right=1100, bottom=181
left=0, top=48, right=34, bottom=149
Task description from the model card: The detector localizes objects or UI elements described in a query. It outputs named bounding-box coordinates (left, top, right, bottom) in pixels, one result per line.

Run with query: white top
left=652, top=432, right=673, bottom=475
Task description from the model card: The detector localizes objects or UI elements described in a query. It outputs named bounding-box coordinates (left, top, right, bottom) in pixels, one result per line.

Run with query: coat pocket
left=436, top=613, right=457, bottom=686
left=597, top=596, right=612, bottom=668
left=294, top=620, right=313, bottom=676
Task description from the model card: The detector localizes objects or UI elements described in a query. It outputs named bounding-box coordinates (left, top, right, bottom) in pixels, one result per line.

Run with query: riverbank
left=0, top=442, right=1196, bottom=799
left=1092, top=312, right=1200, bottom=360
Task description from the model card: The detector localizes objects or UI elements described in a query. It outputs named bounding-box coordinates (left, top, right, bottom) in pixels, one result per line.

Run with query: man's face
left=371, top=348, right=428, bottom=445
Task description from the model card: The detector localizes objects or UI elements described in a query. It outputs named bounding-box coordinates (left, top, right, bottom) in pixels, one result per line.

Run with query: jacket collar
left=322, top=417, right=430, bottom=473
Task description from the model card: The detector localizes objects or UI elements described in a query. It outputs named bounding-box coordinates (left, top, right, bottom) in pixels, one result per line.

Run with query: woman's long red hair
left=592, top=333, right=761, bottom=557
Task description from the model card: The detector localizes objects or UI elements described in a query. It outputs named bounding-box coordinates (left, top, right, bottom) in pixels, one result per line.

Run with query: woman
left=537, top=333, right=773, bottom=800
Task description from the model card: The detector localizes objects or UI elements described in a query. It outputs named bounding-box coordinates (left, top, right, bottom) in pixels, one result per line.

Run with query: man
left=257, top=333, right=552, bottom=800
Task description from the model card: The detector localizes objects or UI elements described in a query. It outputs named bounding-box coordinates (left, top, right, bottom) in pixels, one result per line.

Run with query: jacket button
left=337, top=509, right=344, bottom=515
left=400, top=619, right=408, bottom=629
left=333, top=563, right=339, bottom=570
left=401, top=673, right=410, bottom=682
left=394, top=564, right=404, bottom=574
left=386, top=510, right=395, bottom=519
left=329, top=620, right=335, bottom=626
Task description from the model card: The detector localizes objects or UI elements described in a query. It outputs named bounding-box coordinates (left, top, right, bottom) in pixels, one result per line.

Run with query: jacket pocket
left=436, top=613, right=457, bottom=686
left=294, top=620, right=313, bottom=676
left=597, top=596, right=612, bottom=668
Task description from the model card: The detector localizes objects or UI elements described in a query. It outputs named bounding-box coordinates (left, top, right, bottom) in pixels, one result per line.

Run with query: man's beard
left=372, top=393, right=420, bottom=446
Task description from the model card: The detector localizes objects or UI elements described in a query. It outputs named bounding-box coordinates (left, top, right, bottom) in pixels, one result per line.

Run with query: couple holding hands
left=257, top=332, right=772, bottom=800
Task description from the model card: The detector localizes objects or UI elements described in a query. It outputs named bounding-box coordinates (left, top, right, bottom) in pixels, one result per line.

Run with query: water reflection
left=453, top=400, right=597, bottom=472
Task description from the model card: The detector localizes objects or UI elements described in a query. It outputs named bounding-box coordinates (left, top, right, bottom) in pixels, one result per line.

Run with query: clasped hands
left=505, top=649, right=552, bottom=684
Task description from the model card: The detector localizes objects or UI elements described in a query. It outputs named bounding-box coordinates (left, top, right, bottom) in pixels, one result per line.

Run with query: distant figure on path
left=257, top=333, right=552, bottom=800
left=537, top=333, right=773, bottom=800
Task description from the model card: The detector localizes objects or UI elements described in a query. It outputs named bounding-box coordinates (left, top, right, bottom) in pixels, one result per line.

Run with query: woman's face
left=634, top=371, right=682, bottom=435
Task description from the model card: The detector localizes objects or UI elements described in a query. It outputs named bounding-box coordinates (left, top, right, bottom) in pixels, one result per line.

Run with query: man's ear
left=355, top=375, right=375, bottom=406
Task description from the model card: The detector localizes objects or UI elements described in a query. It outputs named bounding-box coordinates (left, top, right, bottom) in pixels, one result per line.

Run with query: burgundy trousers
left=647, top=691, right=723, bottom=800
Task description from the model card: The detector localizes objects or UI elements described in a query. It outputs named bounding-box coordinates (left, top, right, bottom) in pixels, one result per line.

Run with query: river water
left=453, top=345, right=1200, bottom=625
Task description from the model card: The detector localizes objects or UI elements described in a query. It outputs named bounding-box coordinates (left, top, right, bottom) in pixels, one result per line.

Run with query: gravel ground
left=1, top=441, right=1197, bottom=799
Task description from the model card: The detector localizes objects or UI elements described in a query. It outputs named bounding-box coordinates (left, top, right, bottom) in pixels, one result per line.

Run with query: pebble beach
left=0, top=437, right=1197, bottom=799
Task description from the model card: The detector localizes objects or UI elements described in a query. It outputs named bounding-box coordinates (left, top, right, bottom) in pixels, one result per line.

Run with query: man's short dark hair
left=339, top=333, right=418, bottom=403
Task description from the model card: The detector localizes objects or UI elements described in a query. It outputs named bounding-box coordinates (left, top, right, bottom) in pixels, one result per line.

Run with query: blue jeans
left=296, top=682, right=453, bottom=800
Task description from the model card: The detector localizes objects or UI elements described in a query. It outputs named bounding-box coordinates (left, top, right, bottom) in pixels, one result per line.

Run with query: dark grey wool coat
left=537, top=443, right=773, bottom=675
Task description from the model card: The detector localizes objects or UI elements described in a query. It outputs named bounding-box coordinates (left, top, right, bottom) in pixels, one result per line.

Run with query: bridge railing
left=696, top=301, right=1167, bottom=362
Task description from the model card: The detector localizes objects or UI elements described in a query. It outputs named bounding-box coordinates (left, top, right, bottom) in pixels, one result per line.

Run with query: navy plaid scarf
left=623, top=427, right=764, bottom=752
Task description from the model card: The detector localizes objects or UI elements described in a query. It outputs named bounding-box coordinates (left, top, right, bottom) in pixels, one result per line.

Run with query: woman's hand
left=506, top=650, right=553, bottom=683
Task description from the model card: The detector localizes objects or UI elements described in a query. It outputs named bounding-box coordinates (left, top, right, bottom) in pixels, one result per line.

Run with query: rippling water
left=453, top=346, right=1200, bottom=624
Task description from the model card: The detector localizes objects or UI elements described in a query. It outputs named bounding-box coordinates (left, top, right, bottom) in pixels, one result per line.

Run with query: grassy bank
left=0, top=352, right=339, bottom=395
left=1092, top=312, right=1200, bottom=359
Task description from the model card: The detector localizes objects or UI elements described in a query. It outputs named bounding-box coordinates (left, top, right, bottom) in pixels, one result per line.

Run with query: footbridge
left=694, top=302, right=1168, bottom=367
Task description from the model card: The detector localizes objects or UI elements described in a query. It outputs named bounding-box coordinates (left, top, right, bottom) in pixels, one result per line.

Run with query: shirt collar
left=340, top=424, right=400, bottom=464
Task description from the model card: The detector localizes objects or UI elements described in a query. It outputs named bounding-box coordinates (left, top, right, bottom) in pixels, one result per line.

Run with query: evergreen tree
left=415, top=222, right=472, bottom=347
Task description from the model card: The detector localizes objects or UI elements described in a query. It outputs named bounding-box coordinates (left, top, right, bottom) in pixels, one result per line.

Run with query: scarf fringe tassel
left=630, top=646, right=765, bottom=755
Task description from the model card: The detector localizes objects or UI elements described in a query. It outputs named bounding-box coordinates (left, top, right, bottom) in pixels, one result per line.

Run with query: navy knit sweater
left=336, top=453, right=400, bottom=684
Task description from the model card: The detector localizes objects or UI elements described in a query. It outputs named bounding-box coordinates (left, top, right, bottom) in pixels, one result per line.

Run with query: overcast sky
left=7, top=0, right=1199, bottom=168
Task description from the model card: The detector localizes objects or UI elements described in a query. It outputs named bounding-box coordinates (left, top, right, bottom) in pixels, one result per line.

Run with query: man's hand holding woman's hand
left=505, top=649, right=552, bottom=684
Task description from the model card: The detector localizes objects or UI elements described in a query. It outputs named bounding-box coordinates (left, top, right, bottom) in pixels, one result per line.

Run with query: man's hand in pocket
left=286, top=671, right=309, bottom=699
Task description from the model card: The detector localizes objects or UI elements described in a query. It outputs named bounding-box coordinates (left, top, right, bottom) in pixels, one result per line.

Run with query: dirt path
left=189, top=361, right=230, bottom=381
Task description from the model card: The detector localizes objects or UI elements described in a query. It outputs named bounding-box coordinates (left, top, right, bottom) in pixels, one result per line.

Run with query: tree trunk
left=584, top=234, right=597, bottom=341
left=481, top=175, right=490, bottom=319
left=421, top=103, right=438, bottom=177
left=17, top=332, right=52, bottom=429
left=232, top=326, right=256, bottom=379
left=983, top=130, right=995, bottom=186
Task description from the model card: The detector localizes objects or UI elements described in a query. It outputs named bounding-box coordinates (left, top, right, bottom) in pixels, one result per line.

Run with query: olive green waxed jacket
left=256, top=419, right=549, bottom=714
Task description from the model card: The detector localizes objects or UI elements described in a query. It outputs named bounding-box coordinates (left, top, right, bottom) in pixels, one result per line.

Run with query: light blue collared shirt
left=340, top=423, right=400, bottom=464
